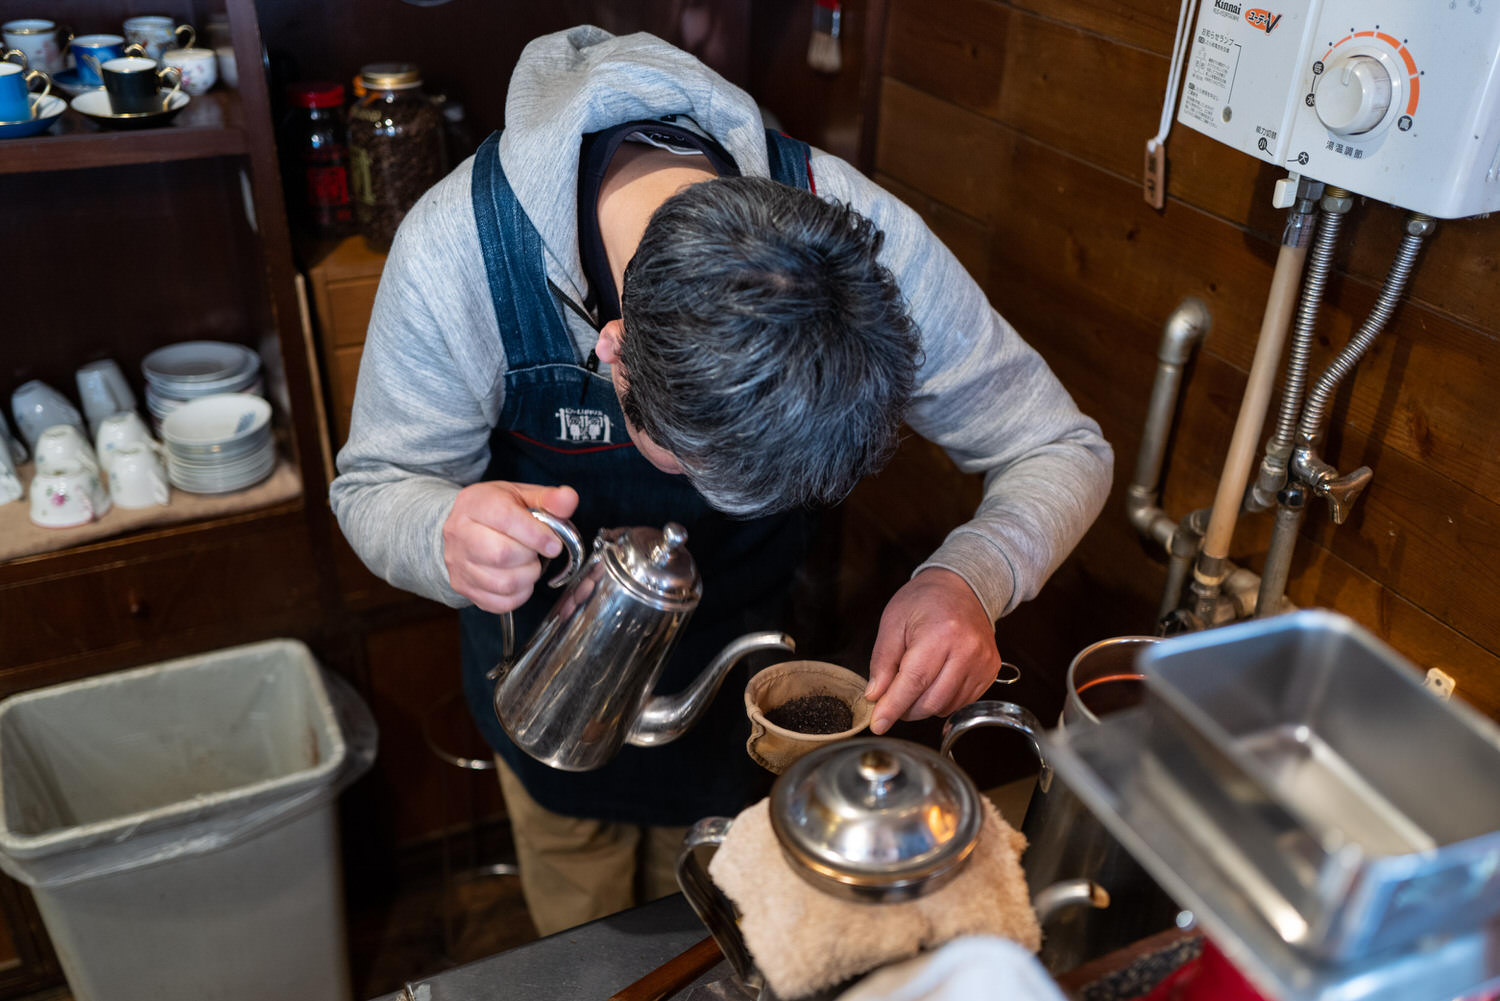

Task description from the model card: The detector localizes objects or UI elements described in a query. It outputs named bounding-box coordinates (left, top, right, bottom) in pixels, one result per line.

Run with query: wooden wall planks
left=869, top=0, right=1500, bottom=716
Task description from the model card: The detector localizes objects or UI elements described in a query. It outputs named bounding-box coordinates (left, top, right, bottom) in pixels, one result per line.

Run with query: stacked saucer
left=142, top=341, right=263, bottom=428
left=159, top=393, right=276, bottom=494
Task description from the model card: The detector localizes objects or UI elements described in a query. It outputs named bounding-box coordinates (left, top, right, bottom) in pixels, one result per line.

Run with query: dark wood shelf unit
left=0, top=1, right=352, bottom=990
left=0, top=497, right=305, bottom=583
left=0, top=91, right=249, bottom=174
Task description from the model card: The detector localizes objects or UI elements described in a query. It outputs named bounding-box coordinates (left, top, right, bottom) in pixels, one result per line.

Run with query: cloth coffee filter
left=707, top=795, right=1042, bottom=1000
left=745, top=661, right=875, bottom=774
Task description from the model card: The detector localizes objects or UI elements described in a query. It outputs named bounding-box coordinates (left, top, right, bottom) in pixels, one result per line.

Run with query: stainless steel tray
left=1136, top=611, right=1500, bottom=960
left=1041, top=708, right=1500, bottom=1001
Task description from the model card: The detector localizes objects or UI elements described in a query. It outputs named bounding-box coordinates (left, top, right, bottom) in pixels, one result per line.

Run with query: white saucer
left=70, top=88, right=190, bottom=129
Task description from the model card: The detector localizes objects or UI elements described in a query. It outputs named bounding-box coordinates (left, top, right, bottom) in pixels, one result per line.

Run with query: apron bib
left=459, top=128, right=814, bottom=824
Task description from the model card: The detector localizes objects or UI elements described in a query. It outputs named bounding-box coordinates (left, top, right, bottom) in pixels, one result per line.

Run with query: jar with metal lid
left=283, top=81, right=353, bottom=240
left=346, top=62, right=445, bottom=253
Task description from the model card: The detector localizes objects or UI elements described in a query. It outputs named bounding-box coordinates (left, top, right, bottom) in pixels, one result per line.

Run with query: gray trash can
left=0, top=638, right=377, bottom=1001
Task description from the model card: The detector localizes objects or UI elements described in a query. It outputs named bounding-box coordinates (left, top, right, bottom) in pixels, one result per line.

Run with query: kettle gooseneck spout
left=627, top=631, right=796, bottom=747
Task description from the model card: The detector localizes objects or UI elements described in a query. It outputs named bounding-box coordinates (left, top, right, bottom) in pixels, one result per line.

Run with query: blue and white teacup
left=0, top=56, right=49, bottom=122
left=69, top=34, right=144, bottom=87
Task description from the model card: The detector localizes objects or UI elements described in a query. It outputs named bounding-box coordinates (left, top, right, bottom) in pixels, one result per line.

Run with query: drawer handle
left=127, top=592, right=149, bottom=618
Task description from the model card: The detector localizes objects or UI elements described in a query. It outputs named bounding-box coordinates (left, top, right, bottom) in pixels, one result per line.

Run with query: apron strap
left=471, top=131, right=579, bottom=369
left=765, top=129, right=815, bottom=193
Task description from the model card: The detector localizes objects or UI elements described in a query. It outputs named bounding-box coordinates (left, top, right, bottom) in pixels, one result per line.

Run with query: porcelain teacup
left=108, top=443, right=169, bottom=509
left=34, top=423, right=99, bottom=475
left=0, top=415, right=25, bottom=465
left=100, top=55, right=180, bottom=115
left=2, top=19, right=67, bottom=75
left=0, top=437, right=22, bottom=505
left=76, top=359, right=137, bottom=434
left=95, top=411, right=157, bottom=473
left=11, top=379, right=85, bottom=449
left=161, top=45, right=215, bottom=95
left=122, top=16, right=193, bottom=63
left=0, top=57, right=48, bottom=122
left=29, top=460, right=108, bottom=528
left=68, top=34, right=144, bottom=87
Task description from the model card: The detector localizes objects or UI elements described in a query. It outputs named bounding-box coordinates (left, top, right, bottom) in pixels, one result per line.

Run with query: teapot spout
left=627, top=631, right=795, bottom=747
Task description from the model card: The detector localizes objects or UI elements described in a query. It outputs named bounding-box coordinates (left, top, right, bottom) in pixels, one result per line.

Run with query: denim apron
left=459, top=128, right=816, bottom=825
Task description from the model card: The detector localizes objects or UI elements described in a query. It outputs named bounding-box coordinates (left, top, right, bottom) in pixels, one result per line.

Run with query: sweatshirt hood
left=497, top=26, right=771, bottom=293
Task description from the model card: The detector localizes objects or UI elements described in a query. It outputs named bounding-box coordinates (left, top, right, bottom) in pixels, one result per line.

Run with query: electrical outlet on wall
left=1424, top=668, right=1456, bottom=700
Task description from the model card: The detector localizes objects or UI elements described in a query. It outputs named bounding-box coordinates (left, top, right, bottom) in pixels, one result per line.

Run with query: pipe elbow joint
left=1158, top=297, right=1212, bottom=365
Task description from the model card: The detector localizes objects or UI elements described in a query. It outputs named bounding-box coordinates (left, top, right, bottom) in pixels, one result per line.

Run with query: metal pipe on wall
left=1246, top=186, right=1349, bottom=513
left=1125, top=297, right=1213, bottom=550
left=1190, top=185, right=1320, bottom=626
left=1125, top=298, right=1284, bottom=630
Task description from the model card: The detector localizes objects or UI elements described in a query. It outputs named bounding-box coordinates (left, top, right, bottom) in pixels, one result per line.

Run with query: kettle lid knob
left=653, top=522, right=688, bottom=566
left=605, top=522, right=702, bottom=604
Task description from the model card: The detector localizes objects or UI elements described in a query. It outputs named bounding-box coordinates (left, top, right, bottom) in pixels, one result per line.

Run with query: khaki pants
left=496, top=755, right=688, bottom=937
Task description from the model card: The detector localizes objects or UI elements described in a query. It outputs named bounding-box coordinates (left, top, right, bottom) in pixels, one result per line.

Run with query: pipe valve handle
left=1319, top=466, right=1373, bottom=524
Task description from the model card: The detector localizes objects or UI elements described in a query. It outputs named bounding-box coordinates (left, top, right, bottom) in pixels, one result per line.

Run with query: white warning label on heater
left=1182, top=28, right=1241, bottom=128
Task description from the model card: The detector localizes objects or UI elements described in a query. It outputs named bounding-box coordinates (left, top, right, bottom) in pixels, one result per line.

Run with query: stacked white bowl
left=159, top=394, right=276, bottom=494
left=141, top=341, right=264, bottom=428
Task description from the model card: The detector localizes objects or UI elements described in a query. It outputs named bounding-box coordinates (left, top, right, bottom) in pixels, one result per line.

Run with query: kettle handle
left=676, top=817, right=763, bottom=992
left=486, top=509, right=587, bottom=680
left=940, top=700, right=1052, bottom=794
left=527, top=508, right=586, bottom=589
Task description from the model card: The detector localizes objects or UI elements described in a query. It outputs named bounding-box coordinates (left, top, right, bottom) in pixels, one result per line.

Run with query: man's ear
left=595, top=319, right=625, bottom=365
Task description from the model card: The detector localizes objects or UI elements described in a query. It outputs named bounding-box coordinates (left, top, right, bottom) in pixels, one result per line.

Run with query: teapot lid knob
left=857, top=749, right=901, bottom=799
left=654, top=522, right=688, bottom=566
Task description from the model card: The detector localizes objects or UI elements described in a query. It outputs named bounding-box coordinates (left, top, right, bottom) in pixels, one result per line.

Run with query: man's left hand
left=864, top=568, right=1003, bottom=735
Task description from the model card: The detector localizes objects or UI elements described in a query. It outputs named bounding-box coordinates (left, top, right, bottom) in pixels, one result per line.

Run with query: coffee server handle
left=483, top=510, right=583, bottom=682
left=676, top=817, right=763, bottom=992
left=941, top=700, right=1052, bottom=794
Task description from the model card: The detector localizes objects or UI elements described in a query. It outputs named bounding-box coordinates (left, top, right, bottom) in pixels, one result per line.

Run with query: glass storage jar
left=346, top=62, right=445, bottom=254
left=283, top=81, right=354, bottom=240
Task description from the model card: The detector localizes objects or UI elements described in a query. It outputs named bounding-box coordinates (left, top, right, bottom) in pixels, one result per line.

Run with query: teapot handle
left=940, top=700, right=1052, bottom=795
left=485, top=509, right=587, bottom=681
left=676, top=817, right=763, bottom=992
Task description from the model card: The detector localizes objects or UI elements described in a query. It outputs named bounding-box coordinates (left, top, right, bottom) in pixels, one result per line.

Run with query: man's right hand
left=442, top=482, right=580, bottom=613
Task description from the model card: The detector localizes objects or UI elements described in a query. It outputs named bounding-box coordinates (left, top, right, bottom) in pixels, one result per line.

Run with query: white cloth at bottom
left=836, top=937, right=1068, bottom=1001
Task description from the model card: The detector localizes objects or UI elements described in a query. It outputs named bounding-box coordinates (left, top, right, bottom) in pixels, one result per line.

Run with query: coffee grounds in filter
left=764, top=694, right=854, bottom=734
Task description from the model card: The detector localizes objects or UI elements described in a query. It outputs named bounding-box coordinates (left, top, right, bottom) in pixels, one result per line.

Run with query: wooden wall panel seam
left=988, top=0, right=1174, bottom=57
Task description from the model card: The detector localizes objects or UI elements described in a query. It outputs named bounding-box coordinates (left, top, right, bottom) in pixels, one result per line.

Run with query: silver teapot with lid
left=490, top=510, right=795, bottom=772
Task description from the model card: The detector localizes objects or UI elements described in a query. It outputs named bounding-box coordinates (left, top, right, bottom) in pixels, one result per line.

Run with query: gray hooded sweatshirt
left=330, top=26, right=1113, bottom=623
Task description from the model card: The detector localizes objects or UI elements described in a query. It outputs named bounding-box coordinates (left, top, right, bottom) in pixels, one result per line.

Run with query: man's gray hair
left=620, top=176, right=920, bottom=516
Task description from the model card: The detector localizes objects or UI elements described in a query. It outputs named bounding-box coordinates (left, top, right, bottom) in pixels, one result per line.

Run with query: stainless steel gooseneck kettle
left=489, top=510, right=796, bottom=772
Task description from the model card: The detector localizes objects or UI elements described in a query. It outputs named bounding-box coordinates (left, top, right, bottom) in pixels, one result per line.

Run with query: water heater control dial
left=1314, top=54, right=1394, bottom=136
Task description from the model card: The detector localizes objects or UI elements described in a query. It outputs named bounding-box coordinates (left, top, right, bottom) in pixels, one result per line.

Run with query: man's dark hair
left=619, top=175, right=920, bottom=516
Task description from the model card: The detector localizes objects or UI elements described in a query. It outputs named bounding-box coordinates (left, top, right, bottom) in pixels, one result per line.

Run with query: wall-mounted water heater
left=1176, top=0, right=1500, bottom=218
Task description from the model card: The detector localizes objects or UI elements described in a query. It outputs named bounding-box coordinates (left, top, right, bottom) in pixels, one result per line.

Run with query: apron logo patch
left=556, top=407, right=613, bottom=444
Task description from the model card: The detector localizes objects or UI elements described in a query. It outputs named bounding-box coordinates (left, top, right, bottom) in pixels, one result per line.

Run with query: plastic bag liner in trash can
left=0, top=638, right=376, bottom=1001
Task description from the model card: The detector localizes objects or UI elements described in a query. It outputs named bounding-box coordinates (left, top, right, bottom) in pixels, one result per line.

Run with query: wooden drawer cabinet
left=305, top=236, right=388, bottom=448
left=0, top=510, right=323, bottom=692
